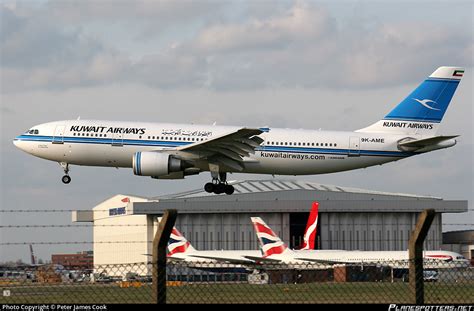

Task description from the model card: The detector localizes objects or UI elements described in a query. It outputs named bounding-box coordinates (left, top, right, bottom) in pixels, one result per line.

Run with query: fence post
left=152, top=209, right=177, bottom=304
left=409, top=209, right=435, bottom=304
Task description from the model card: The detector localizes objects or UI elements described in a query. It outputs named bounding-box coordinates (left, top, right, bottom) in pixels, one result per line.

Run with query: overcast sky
left=1, top=0, right=473, bottom=263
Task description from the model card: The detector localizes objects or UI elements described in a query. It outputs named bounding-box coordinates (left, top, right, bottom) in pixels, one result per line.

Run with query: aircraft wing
left=188, top=254, right=256, bottom=265
left=294, top=257, right=349, bottom=265
left=243, top=256, right=282, bottom=263
left=176, top=128, right=265, bottom=171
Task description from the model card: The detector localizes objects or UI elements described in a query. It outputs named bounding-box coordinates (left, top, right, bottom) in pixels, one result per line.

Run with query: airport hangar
left=72, top=179, right=468, bottom=270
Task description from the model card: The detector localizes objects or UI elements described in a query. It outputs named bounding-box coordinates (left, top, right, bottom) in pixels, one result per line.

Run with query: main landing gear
left=204, top=172, right=234, bottom=195
left=60, top=162, right=71, bottom=184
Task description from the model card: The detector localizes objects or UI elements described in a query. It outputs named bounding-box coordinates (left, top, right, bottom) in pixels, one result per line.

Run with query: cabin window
left=334, top=143, right=337, bottom=147
left=325, top=143, right=328, bottom=147
left=298, top=142, right=301, bottom=146
left=311, top=143, right=314, bottom=146
left=139, top=136, right=142, bottom=139
left=73, top=133, right=76, bottom=136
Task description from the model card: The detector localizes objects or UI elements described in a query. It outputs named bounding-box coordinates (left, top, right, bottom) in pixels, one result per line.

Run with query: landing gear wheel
left=224, top=185, right=234, bottom=195
left=204, top=183, right=214, bottom=193
left=214, top=183, right=226, bottom=194
left=62, top=175, right=71, bottom=184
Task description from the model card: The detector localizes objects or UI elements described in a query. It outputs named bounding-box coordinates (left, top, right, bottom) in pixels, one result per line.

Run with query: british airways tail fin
left=251, top=217, right=289, bottom=257
left=300, top=202, right=319, bottom=250
left=357, top=66, right=464, bottom=135
left=157, top=217, right=195, bottom=256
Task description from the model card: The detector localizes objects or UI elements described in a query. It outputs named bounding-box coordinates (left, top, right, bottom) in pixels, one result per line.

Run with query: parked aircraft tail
left=157, top=217, right=195, bottom=256
left=357, top=66, right=464, bottom=135
left=300, top=202, right=319, bottom=250
left=251, top=217, right=289, bottom=257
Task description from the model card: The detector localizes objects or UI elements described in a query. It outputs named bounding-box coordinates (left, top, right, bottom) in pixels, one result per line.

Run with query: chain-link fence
left=1, top=260, right=472, bottom=304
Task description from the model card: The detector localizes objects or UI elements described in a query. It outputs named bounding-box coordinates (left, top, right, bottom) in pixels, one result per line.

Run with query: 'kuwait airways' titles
left=70, top=125, right=146, bottom=135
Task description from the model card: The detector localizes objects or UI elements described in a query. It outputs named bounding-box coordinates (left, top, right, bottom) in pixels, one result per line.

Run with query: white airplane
left=13, top=66, right=464, bottom=195
left=163, top=220, right=260, bottom=271
left=251, top=215, right=470, bottom=269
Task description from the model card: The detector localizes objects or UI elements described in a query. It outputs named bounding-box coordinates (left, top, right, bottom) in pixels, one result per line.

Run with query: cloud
left=2, top=2, right=472, bottom=93
left=129, top=2, right=473, bottom=90
left=0, top=4, right=129, bottom=92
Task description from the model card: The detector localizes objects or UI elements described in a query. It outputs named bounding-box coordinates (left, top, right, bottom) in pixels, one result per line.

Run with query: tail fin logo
left=300, top=202, right=319, bottom=250
left=412, top=98, right=440, bottom=111
left=251, top=217, right=287, bottom=257
left=167, top=227, right=191, bottom=256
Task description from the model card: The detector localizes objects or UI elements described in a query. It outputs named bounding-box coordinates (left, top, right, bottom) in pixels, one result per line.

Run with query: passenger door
left=52, top=125, right=65, bottom=144
left=348, top=136, right=360, bottom=157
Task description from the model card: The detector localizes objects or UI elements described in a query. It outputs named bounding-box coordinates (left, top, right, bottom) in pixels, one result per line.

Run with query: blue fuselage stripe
left=14, top=135, right=414, bottom=158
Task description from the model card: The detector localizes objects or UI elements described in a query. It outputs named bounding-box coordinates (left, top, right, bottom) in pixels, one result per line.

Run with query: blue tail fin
left=358, top=66, right=464, bottom=134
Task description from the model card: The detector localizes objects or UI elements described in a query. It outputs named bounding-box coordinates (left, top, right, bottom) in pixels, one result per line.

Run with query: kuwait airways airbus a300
left=14, top=66, right=464, bottom=195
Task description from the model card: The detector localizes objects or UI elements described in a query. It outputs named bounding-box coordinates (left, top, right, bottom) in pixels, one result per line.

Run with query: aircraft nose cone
left=13, top=136, right=25, bottom=151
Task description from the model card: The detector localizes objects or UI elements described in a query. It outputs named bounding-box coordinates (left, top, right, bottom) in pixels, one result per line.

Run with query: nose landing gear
left=59, top=162, right=71, bottom=184
left=62, top=175, right=71, bottom=184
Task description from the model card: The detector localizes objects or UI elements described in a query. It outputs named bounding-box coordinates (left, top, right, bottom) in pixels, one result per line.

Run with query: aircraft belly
left=243, top=155, right=397, bottom=175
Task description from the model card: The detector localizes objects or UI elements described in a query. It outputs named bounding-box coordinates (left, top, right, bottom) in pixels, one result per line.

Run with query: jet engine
left=132, top=151, right=192, bottom=177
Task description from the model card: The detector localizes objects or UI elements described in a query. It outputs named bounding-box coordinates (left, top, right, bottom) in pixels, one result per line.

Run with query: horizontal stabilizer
left=398, top=135, right=458, bottom=152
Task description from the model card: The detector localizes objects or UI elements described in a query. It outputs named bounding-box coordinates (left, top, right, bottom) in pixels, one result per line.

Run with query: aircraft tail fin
left=300, top=202, right=319, bottom=250
left=157, top=217, right=195, bottom=256
left=251, top=217, right=289, bottom=257
left=357, top=66, right=464, bottom=135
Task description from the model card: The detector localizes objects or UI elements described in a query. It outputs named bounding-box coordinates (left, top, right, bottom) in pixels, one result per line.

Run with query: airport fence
left=1, top=260, right=473, bottom=304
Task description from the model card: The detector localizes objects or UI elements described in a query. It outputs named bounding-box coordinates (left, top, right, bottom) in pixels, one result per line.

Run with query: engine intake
left=132, top=151, right=189, bottom=176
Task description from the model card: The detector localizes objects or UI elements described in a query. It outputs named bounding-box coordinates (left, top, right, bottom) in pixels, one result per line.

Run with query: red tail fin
left=300, top=202, right=318, bottom=250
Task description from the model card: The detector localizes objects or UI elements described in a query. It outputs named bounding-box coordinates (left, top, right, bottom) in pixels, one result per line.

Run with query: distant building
left=72, top=179, right=469, bottom=277
left=51, top=251, right=93, bottom=270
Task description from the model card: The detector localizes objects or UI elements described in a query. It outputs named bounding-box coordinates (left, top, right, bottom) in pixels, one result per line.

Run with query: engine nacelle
left=132, top=151, right=187, bottom=177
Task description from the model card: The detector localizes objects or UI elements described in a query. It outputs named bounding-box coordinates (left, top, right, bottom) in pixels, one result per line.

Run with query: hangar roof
left=154, top=179, right=441, bottom=200
left=128, top=179, right=467, bottom=214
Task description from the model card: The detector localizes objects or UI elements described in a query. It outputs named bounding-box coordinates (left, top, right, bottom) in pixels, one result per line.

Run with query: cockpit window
left=27, top=129, right=39, bottom=135
left=34, top=130, right=39, bottom=134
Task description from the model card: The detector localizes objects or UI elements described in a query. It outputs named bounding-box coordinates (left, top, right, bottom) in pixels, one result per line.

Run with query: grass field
left=1, top=281, right=473, bottom=304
